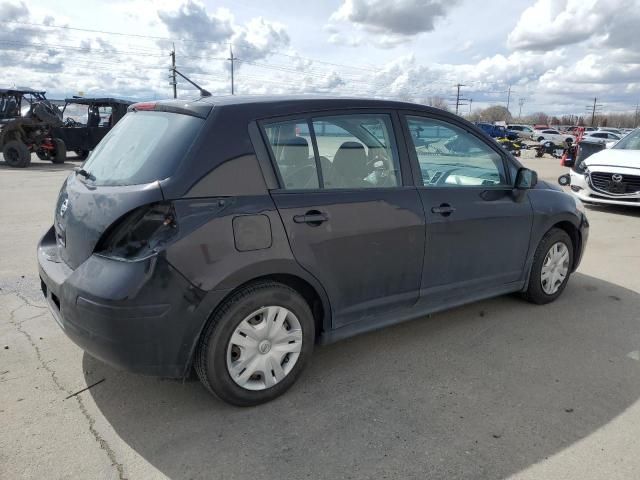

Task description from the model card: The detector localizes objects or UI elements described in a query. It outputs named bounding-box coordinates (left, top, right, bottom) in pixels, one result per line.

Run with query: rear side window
left=263, top=120, right=319, bottom=190
left=81, top=111, right=204, bottom=186
left=264, top=113, right=401, bottom=190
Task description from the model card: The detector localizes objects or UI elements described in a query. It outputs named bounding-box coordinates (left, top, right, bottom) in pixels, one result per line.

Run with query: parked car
left=597, top=127, right=622, bottom=136
left=583, top=131, right=622, bottom=148
left=49, top=97, right=133, bottom=160
left=475, top=122, right=518, bottom=140
left=568, top=128, right=639, bottom=207
left=533, top=128, right=575, bottom=144
left=38, top=96, right=589, bottom=406
left=507, top=124, right=534, bottom=140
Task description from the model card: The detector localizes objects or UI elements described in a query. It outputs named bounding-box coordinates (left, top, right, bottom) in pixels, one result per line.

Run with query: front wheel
left=51, top=138, right=66, bottom=164
left=523, top=228, right=573, bottom=304
left=195, top=281, right=315, bottom=406
left=2, top=140, right=31, bottom=168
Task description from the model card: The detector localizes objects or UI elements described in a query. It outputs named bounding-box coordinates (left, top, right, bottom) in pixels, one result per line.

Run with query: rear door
left=401, top=113, right=533, bottom=306
left=262, top=112, right=425, bottom=328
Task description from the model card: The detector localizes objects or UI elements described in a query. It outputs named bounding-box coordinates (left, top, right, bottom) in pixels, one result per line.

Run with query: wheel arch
left=183, top=267, right=332, bottom=378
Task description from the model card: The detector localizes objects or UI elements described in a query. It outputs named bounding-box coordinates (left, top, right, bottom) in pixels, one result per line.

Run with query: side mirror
left=515, top=167, right=538, bottom=189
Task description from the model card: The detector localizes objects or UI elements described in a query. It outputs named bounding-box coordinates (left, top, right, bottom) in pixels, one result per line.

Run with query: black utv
left=52, top=97, right=133, bottom=159
left=0, top=87, right=64, bottom=168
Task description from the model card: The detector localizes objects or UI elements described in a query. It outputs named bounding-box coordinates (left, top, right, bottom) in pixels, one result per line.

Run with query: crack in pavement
left=7, top=295, right=128, bottom=480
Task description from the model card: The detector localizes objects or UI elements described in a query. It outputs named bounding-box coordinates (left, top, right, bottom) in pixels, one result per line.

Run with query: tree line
left=420, top=97, right=639, bottom=128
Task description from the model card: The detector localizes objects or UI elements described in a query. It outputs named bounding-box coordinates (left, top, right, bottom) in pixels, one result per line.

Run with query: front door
left=263, top=113, right=425, bottom=328
left=402, top=114, right=533, bottom=305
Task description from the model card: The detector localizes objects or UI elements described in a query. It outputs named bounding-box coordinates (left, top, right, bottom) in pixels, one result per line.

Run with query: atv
left=51, top=97, right=132, bottom=160
left=0, top=88, right=64, bottom=168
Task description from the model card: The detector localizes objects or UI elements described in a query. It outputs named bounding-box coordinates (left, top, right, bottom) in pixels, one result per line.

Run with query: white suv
left=533, top=128, right=575, bottom=144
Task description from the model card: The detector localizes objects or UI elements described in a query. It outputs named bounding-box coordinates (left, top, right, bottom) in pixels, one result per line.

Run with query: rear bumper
left=37, top=226, right=229, bottom=377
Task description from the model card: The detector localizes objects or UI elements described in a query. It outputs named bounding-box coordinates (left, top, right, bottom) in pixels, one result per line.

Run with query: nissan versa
left=38, top=96, right=589, bottom=406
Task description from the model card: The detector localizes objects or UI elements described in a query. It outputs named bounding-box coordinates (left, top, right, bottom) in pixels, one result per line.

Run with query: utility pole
left=454, top=83, right=466, bottom=115
left=506, top=85, right=512, bottom=112
left=468, top=98, right=473, bottom=115
left=518, top=98, right=525, bottom=118
left=634, top=102, right=639, bottom=128
left=228, top=45, right=236, bottom=95
left=170, top=43, right=177, bottom=99
left=586, top=97, right=603, bottom=127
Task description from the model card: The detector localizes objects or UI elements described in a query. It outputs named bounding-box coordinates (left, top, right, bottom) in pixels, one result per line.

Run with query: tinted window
left=81, top=111, right=204, bottom=186
left=264, top=119, right=319, bottom=190
left=406, top=116, right=508, bottom=188
left=312, top=114, right=400, bottom=188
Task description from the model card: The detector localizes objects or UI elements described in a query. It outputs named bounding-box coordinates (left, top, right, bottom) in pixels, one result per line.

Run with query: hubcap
left=541, top=241, right=570, bottom=295
left=226, top=306, right=303, bottom=391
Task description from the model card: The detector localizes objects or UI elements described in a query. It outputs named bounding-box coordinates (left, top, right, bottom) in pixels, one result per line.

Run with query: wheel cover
left=540, top=241, right=570, bottom=295
left=226, top=306, right=303, bottom=391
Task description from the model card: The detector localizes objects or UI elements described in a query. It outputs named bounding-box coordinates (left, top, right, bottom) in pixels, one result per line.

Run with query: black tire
left=32, top=102, right=62, bottom=125
left=36, top=150, right=51, bottom=161
left=51, top=138, right=66, bottom=163
left=523, top=228, right=573, bottom=305
left=2, top=140, right=31, bottom=168
left=537, top=136, right=545, bottom=142
left=195, top=281, right=315, bottom=406
left=75, top=150, right=89, bottom=160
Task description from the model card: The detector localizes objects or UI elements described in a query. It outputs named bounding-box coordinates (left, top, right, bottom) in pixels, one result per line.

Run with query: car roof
left=151, top=94, right=455, bottom=119
left=0, top=87, right=45, bottom=95
left=65, top=97, right=134, bottom=106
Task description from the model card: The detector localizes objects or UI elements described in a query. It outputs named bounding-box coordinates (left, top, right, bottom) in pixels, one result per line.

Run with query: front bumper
left=569, top=170, right=640, bottom=207
left=37, top=226, right=228, bottom=377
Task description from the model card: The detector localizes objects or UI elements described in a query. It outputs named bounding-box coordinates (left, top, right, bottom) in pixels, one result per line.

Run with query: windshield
left=81, top=110, right=204, bottom=186
left=612, top=129, right=640, bottom=150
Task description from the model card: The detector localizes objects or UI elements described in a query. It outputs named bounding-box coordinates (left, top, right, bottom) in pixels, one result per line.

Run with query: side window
left=405, top=116, right=508, bottom=188
left=311, top=114, right=400, bottom=188
left=264, top=120, right=319, bottom=190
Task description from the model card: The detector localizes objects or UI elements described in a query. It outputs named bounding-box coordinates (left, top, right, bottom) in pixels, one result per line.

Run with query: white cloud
left=331, top=0, right=460, bottom=36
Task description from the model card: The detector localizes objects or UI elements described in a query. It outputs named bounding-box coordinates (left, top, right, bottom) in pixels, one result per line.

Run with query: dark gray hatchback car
left=38, top=96, right=589, bottom=406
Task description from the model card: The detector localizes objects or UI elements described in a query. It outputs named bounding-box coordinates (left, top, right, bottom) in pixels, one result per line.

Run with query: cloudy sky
left=1, top=0, right=639, bottom=116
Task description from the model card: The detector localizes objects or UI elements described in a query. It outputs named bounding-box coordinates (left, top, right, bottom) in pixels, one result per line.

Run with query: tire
left=523, top=228, right=573, bottom=305
left=2, top=140, right=31, bottom=168
left=36, top=150, right=51, bottom=161
left=195, top=281, right=315, bottom=406
left=51, top=138, right=66, bottom=163
left=32, top=102, right=62, bottom=126
left=75, top=150, right=89, bottom=160
left=537, top=136, right=545, bottom=142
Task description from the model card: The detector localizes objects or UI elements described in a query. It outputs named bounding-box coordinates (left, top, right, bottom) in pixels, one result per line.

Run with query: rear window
left=81, top=110, right=204, bottom=186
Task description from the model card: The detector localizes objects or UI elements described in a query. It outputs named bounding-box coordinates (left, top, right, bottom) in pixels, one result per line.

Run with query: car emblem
left=611, top=174, right=623, bottom=183
left=59, top=198, right=69, bottom=217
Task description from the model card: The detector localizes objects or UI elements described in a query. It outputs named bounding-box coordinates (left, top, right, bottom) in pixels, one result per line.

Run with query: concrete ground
left=1, top=151, right=639, bottom=480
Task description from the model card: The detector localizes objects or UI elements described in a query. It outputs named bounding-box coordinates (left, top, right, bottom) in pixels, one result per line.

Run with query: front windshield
left=612, top=129, right=640, bottom=150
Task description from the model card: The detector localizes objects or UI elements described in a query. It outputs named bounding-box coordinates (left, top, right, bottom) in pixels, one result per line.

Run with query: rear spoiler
left=128, top=100, right=211, bottom=119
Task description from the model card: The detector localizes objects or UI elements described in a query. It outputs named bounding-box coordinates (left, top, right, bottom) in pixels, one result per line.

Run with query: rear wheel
left=195, top=281, right=315, bottom=406
left=523, top=228, right=573, bottom=304
left=50, top=138, right=66, bottom=164
left=2, top=140, right=31, bottom=168
left=537, top=136, right=545, bottom=142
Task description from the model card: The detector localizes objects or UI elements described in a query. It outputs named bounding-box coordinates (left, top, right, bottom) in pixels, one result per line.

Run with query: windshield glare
left=612, top=129, right=640, bottom=150
left=81, top=110, right=204, bottom=186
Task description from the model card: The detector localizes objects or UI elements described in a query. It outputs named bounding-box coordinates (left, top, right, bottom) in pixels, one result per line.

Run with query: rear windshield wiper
left=74, top=167, right=95, bottom=181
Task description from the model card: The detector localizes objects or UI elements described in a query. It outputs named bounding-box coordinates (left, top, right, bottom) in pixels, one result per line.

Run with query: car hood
left=584, top=149, right=640, bottom=169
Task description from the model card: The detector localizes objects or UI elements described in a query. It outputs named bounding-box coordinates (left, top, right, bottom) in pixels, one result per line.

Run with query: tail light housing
left=95, top=202, right=178, bottom=261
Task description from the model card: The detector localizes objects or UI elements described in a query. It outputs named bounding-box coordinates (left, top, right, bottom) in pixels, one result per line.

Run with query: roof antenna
left=172, top=67, right=211, bottom=97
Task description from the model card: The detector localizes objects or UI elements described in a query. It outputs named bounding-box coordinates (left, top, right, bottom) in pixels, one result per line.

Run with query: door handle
left=431, top=203, right=456, bottom=216
left=293, top=210, right=328, bottom=226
